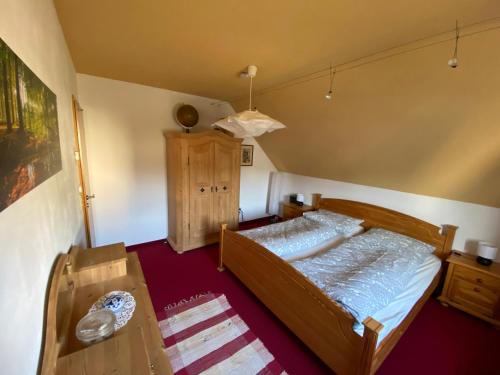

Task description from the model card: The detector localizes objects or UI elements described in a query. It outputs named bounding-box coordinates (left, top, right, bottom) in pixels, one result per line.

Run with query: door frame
left=71, top=95, right=92, bottom=248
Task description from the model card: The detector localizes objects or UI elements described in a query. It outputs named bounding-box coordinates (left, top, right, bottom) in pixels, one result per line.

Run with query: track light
left=448, top=21, right=460, bottom=68
left=325, top=65, right=336, bottom=100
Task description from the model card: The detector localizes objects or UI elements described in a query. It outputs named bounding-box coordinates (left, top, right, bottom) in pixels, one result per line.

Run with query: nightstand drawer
left=281, top=203, right=314, bottom=220
left=454, top=266, right=500, bottom=291
left=449, top=278, right=499, bottom=317
left=439, top=252, right=500, bottom=327
left=283, top=205, right=301, bottom=219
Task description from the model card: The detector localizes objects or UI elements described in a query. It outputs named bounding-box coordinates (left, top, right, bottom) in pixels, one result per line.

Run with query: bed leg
left=218, top=224, right=227, bottom=272
left=358, top=317, right=383, bottom=375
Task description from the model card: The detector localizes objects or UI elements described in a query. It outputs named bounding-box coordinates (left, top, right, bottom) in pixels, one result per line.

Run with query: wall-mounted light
left=325, top=65, right=336, bottom=100
left=448, top=21, right=460, bottom=68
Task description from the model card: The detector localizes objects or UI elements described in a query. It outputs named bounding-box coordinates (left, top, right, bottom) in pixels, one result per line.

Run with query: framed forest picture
left=0, top=38, right=62, bottom=212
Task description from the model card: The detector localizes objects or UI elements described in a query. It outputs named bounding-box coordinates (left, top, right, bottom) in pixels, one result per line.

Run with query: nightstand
left=438, top=252, right=500, bottom=327
left=282, top=202, right=314, bottom=220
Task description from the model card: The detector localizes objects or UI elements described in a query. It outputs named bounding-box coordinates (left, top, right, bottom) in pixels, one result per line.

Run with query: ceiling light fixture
left=325, top=64, right=336, bottom=100
left=212, top=65, right=286, bottom=138
left=448, top=21, right=460, bottom=68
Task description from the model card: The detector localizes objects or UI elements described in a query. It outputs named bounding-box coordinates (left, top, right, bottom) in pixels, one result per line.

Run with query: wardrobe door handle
left=215, top=186, right=218, bottom=192
left=223, top=186, right=227, bottom=191
left=200, top=187, right=205, bottom=193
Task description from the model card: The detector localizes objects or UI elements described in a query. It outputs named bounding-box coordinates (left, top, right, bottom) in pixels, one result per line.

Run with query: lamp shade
left=478, top=242, right=498, bottom=260
left=212, top=110, right=286, bottom=138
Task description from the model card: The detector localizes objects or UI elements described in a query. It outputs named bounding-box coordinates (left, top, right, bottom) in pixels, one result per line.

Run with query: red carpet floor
left=127, top=218, right=500, bottom=375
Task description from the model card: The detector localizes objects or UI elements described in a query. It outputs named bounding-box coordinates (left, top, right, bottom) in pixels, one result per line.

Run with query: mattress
left=353, top=254, right=441, bottom=345
left=238, top=216, right=363, bottom=261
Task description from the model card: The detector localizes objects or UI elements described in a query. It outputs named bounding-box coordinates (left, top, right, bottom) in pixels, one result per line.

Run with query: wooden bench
left=40, top=243, right=172, bottom=374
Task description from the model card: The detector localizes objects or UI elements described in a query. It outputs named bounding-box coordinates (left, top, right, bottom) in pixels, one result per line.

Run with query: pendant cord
left=453, top=20, right=460, bottom=58
left=249, top=75, right=253, bottom=110
left=329, top=65, right=336, bottom=91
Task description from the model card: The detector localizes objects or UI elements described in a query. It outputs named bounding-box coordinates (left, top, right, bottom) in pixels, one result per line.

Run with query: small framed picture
left=241, top=145, right=254, bottom=166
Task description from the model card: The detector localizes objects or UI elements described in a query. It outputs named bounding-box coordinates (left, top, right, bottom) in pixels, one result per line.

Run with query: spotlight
left=325, top=65, right=336, bottom=100
left=448, top=57, right=458, bottom=68
left=449, top=21, right=460, bottom=69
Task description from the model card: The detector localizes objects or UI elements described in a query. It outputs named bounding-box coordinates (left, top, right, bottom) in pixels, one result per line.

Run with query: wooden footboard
left=218, top=225, right=382, bottom=375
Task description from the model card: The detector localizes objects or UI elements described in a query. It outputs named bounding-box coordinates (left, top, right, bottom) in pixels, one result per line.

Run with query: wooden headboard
left=312, top=194, right=457, bottom=260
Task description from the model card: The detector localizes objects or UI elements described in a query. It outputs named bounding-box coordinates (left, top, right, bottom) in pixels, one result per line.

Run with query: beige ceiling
left=55, top=0, right=500, bottom=101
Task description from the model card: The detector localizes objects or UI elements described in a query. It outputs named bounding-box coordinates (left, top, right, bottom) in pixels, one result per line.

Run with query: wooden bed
left=218, top=195, right=457, bottom=375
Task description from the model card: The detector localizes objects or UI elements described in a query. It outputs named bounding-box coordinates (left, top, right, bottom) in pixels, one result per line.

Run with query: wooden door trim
left=71, top=96, right=92, bottom=248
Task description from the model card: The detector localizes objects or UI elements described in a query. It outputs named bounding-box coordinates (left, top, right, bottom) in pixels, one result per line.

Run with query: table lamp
left=477, top=242, right=498, bottom=266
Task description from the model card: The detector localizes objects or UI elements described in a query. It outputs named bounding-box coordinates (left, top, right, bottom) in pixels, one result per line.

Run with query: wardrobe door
left=188, top=141, right=214, bottom=246
left=213, top=141, right=239, bottom=230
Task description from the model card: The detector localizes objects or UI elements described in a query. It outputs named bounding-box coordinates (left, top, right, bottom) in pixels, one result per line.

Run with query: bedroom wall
left=0, top=0, right=84, bottom=374
left=233, top=23, right=500, bottom=209
left=278, top=172, right=500, bottom=261
left=77, top=74, right=276, bottom=246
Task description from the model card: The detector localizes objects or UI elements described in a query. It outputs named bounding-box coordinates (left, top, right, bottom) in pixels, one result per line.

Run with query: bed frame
left=218, top=195, right=457, bottom=375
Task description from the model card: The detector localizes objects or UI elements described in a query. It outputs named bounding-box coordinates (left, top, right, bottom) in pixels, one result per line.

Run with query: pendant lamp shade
left=212, top=65, right=287, bottom=138
left=212, top=110, right=286, bottom=138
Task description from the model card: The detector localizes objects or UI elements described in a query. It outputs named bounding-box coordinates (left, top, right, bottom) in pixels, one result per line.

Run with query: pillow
left=360, top=228, right=435, bottom=255
left=303, top=209, right=363, bottom=236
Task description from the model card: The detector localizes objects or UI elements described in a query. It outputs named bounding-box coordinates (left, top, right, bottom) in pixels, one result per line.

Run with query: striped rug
left=159, top=293, right=287, bottom=374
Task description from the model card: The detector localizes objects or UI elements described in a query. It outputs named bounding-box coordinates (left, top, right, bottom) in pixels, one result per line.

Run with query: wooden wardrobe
left=165, top=131, right=241, bottom=253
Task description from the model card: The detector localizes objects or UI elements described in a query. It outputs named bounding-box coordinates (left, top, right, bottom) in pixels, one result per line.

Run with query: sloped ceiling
left=55, top=1, right=500, bottom=207
left=233, top=25, right=500, bottom=207
left=55, top=0, right=499, bottom=101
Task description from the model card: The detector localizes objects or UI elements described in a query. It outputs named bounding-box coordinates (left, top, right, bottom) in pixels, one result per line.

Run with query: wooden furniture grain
left=439, top=252, right=500, bottom=327
left=281, top=202, right=314, bottom=220
left=165, top=130, right=241, bottom=253
left=218, top=194, right=457, bottom=375
left=41, top=243, right=172, bottom=375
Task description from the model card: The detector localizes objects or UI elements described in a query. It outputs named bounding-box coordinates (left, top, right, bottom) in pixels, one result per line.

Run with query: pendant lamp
left=212, top=65, right=286, bottom=138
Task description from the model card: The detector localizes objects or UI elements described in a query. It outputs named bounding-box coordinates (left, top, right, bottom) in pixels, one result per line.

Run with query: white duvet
left=353, top=254, right=441, bottom=345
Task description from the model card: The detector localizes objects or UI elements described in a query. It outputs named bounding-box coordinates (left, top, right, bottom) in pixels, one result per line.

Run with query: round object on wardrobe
left=175, top=104, right=199, bottom=130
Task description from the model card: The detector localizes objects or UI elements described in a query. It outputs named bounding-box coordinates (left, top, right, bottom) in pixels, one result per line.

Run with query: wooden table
left=41, top=243, right=172, bottom=374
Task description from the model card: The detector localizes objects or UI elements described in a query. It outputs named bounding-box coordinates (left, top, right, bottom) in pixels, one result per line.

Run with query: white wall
left=279, top=172, right=500, bottom=261
left=77, top=74, right=276, bottom=246
left=239, top=136, right=276, bottom=221
left=0, top=1, right=83, bottom=374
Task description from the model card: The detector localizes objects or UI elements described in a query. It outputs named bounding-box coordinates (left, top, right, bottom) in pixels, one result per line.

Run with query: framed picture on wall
left=241, top=144, right=254, bottom=166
